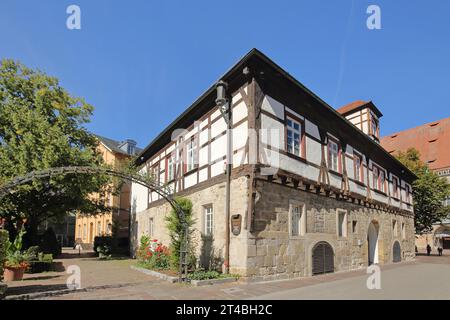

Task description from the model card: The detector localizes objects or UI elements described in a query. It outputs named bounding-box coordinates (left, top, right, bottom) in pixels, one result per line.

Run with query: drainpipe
left=216, top=80, right=231, bottom=274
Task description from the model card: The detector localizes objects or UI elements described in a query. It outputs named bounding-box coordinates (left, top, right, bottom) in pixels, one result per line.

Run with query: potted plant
left=3, top=228, right=34, bottom=281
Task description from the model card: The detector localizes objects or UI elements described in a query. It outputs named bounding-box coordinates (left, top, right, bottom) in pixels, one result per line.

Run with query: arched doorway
left=393, top=241, right=401, bottom=263
left=368, top=221, right=379, bottom=265
left=312, top=241, right=334, bottom=275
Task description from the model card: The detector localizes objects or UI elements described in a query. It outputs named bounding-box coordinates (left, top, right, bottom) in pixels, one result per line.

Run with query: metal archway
left=0, top=166, right=189, bottom=282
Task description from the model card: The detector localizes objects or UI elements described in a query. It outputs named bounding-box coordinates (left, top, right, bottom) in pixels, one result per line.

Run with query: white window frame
left=149, top=217, right=154, bottom=238
left=328, top=139, right=339, bottom=172
left=354, top=152, right=363, bottom=183
left=392, top=176, right=400, bottom=198
left=204, top=205, right=214, bottom=236
left=379, top=170, right=386, bottom=193
left=186, top=138, right=197, bottom=172
left=289, top=201, right=306, bottom=237
left=337, top=209, right=348, bottom=238
left=286, top=116, right=302, bottom=157
left=167, top=155, right=175, bottom=181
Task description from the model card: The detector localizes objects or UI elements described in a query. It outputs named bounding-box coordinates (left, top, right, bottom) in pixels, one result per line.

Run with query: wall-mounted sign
left=231, top=214, right=241, bottom=236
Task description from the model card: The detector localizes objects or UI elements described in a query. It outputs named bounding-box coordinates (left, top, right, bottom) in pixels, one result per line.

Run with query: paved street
left=4, top=249, right=450, bottom=300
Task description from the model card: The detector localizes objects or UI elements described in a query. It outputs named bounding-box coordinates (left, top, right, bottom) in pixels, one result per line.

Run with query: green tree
left=0, top=59, right=114, bottom=246
left=396, top=148, right=450, bottom=235
left=165, top=197, right=196, bottom=270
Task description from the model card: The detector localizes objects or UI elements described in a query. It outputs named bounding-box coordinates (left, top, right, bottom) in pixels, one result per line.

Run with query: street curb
left=4, top=283, right=139, bottom=300
left=130, top=265, right=239, bottom=286
left=190, top=277, right=238, bottom=287
left=130, top=265, right=179, bottom=283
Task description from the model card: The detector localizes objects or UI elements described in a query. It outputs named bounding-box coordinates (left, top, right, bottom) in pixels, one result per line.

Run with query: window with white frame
left=379, top=170, right=386, bottom=193
left=392, top=176, right=400, bottom=198
left=328, top=139, right=340, bottom=172
left=354, top=152, right=363, bottom=183
left=149, top=218, right=154, bottom=238
left=290, top=202, right=306, bottom=236
left=286, top=117, right=302, bottom=157
left=372, top=164, right=386, bottom=193
left=186, top=138, right=197, bottom=172
left=204, top=205, right=213, bottom=236
left=151, top=164, right=159, bottom=181
left=337, top=210, right=348, bottom=238
left=405, top=184, right=412, bottom=203
left=167, top=155, right=175, bottom=181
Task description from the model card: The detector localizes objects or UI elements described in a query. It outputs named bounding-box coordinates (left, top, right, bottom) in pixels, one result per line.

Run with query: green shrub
left=39, top=228, right=61, bottom=257
left=0, top=230, right=9, bottom=281
left=27, top=261, right=53, bottom=273
left=187, top=270, right=239, bottom=281
left=94, top=236, right=112, bottom=256
left=25, top=252, right=54, bottom=274
left=96, top=244, right=112, bottom=260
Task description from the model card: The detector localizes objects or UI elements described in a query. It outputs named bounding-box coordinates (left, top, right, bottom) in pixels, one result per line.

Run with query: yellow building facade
left=75, top=136, right=139, bottom=247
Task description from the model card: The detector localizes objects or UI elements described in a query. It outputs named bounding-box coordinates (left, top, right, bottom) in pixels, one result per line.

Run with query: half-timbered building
left=130, top=49, right=416, bottom=279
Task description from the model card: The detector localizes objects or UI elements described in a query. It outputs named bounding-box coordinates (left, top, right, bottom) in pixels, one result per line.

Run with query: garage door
left=312, top=242, right=334, bottom=275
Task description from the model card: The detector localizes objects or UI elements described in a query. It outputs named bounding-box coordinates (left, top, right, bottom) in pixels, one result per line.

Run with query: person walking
left=438, top=246, right=443, bottom=256
left=426, top=244, right=432, bottom=256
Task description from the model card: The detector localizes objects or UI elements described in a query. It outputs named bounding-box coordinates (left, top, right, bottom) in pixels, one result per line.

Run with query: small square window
left=290, top=202, right=306, bottom=236
left=337, top=210, right=348, bottom=238
left=149, top=218, right=154, bottom=238
left=204, top=205, right=214, bottom=236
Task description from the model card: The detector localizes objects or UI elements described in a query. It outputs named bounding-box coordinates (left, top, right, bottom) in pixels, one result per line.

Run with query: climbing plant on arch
left=0, top=166, right=190, bottom=281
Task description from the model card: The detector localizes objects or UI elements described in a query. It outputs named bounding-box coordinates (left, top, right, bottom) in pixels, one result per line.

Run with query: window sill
left=328, top=169, right=343, bottom=177
left=285, top=152, right=307, bottom=164
left=350, top=179, right=366, bottom=188
left=372, top=189, right=388, bottom=197
left=184, top=167, right=198, bottom=176
left=289, top=235, right=306, bottom=240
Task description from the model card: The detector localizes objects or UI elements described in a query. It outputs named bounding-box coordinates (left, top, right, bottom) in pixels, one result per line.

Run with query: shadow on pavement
left=6, top=284, right=68, bottom=297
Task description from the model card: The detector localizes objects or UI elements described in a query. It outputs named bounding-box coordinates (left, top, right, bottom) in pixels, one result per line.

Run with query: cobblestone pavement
left=3, top=249, right=450, bottom=300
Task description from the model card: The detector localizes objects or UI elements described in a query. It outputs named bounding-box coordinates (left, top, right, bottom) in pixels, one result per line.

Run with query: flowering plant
left=137, top=236, right=171, bottom=270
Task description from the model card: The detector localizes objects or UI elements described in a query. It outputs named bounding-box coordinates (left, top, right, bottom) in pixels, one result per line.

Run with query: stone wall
left=132, top=176, right=250, bottom=275
left=247, top=179, right=415, bottom=280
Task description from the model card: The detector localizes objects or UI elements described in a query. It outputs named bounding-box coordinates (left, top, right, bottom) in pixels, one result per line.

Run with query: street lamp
left=216, top=80, right=231, bottom=274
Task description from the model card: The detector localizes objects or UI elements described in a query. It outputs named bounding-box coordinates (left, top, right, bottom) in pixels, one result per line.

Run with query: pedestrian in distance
left=426, top=244, right=432, bottom=256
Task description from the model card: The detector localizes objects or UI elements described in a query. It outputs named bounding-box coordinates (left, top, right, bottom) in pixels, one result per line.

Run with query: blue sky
left=1, top=0, right=449, bottom=148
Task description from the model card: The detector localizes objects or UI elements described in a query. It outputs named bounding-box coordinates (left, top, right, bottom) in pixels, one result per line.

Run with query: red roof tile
left=380, top=117, right=450, bottom=171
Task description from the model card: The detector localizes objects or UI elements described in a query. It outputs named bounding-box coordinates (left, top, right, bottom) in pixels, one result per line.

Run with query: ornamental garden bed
left=130, top=264, right=239, bottom=286
left=134, top=234, right=239, bottom=286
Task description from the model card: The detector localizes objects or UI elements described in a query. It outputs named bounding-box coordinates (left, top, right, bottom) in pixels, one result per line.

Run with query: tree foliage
left=0, top=59, right=115, bottom=245
left=396, top=148, right=450, bottom=234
